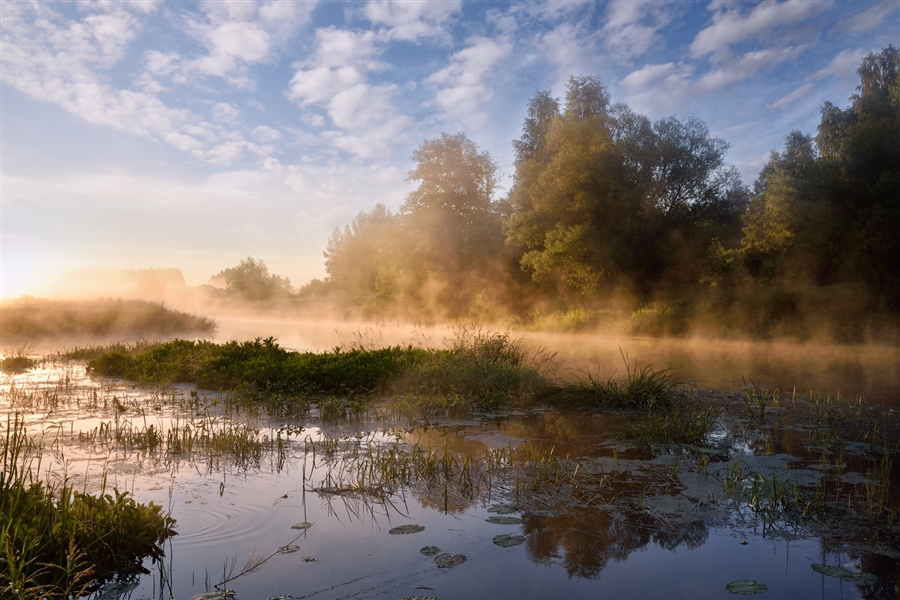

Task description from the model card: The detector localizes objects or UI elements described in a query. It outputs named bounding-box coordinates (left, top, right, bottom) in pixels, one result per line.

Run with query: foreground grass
left=1, top=297, right=215, bottom=339
left=0, top=415, right=177, bottom=599
left=71, top=329, right=719, bottom=446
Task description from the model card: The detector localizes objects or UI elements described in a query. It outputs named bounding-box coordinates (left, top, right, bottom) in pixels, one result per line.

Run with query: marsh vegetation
left=1, top=328, right=898, bottom=598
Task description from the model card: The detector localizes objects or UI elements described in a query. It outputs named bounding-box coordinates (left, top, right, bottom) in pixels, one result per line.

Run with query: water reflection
left=2, top=360, right=898, bottom=599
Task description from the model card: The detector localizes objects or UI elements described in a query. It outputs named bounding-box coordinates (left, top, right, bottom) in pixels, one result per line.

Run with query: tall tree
left=505, top=75, right=745, bottom=294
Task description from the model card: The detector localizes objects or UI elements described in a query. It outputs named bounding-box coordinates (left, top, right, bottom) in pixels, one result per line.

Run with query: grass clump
left=0, top=415, right=177, bottom=598
left=548, top=352, right=678, bottom=411
left=76, top=328, right=552, bottom=410
left=620, top=400, right=721, bottom=446
left=1, top=297, right=215, bottom=339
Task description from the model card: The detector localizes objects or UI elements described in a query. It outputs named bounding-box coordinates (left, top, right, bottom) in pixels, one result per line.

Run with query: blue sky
left=2, top=0, right=897, bottom=297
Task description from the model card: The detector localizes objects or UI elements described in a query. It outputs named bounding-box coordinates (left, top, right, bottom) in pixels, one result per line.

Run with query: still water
left=4, top=326, right=900, bottom=599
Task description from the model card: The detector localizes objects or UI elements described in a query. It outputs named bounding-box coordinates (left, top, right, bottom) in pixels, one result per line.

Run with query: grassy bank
left=0, top=297, right=216, bottom=339
left=0, top=415, right=177, bottom=599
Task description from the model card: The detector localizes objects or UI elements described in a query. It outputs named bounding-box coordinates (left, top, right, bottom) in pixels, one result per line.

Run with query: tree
left=324, top=204, right=397, bottom=297
left=401, top=132, right=502, bottom=274
left=505, top=75, right=746, bottom=294
left=212, top=257, right=292, bottom=302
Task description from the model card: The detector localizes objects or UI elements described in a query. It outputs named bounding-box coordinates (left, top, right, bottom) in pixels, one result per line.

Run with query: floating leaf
left=420, top=546, right=441, bottom=556
left=487, top=505, right=518, bottom=515
left=290, top=522, right=312, bottom=530
left=726, top=580, right=768, bottom=595
left=390, top=524, right=425, bottom=535
left=278, top=545, right=301, bottom=554
left=493, top=534, right=525, bottom=548
left=400, top=597, right=439, bottom=600
left=486, top=516, right=522, bottom=525
left=434, top=553, right=467, bottom=568
left=811, top=564, right=878, bottom=585
left=192, top=591, right=236, bottom=600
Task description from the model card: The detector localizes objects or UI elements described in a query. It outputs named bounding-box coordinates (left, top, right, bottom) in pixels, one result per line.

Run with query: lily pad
left=192, top=592, right=236, bottom=600
left=486, top=516, right=522, bottom=525
left=726, top=580, right=769, bottom=595
left=420, top=546, right=442, bottom=556
left=493, top=534, right=525, bottom=548
left=434, top=553, right=467, bottom=568
left=290, top=522, right=312, bottom=530
left=487, top=504, right=519, bottom=515
left=811, top=564, right=878, bottom=585
left=390, top=524, right=425, bottom=535
left=278, top=545, right=301, bottom=554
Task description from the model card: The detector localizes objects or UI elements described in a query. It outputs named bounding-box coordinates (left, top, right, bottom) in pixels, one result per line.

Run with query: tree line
left=223, top=46, right=900, bottom=340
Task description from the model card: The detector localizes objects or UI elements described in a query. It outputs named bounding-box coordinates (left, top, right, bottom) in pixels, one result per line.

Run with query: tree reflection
left=522, top=505, right=709, bottom=579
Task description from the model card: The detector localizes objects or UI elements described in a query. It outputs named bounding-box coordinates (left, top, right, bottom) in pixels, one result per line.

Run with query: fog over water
left=211, top=316, right=900, bottom=405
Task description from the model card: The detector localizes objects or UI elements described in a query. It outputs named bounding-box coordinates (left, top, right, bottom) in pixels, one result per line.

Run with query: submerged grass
left=0, top=414, right=177, bottom=599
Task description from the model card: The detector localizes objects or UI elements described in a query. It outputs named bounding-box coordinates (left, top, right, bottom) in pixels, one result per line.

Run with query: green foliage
left=620, top=400, right=720, bottom=446
left=0, top=415, right=176, bottom=598
left=211, top=257, right=293, bottom=302
left=548, top=353, right=679, bottom=411
left=742, top=45, right=900, bottom=306
left=80, top=330, right=550, bottom=409
left=0, top=297, right=215, bottom=339
left=505, top=75, right=746, bottom=294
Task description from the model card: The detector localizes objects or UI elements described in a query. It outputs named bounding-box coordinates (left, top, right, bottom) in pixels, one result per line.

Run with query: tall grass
left=0, top=415, right=177, bottom=599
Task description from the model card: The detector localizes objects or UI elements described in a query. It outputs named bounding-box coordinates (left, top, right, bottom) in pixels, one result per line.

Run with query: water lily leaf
left=420, top=546, right=441, bottom=556
left=290, top=522, right=312, bottom=530
left=493, top=534, right=525, bottom=548
left=726, top=580, right=768, bottom=595
left=390, top=524, right=425, bottom=535
left=434, top=553, right=466, bottom=568
left=811, top=564, right=878, bottom=585
left=278, top=545, right=301, bottom=554
left=192, top=591, right=236, bottom=600
left=487, top=505, right=518, bottom=514
left=486, top=516, right=522, bottom=525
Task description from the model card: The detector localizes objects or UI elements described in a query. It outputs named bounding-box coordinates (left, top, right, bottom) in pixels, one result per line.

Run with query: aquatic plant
left=620, top=399, right=721, bottom=445
left=547, top=352, right=679, bottom=411
left=0, top=414, right=177, bottom=598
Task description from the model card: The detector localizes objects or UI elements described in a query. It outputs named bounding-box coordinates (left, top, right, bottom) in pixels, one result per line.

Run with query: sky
left=1, top=0, right=897, bottom=298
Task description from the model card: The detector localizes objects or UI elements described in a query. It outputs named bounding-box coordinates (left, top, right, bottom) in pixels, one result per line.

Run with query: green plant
left=0, top=414, right=177, bottom=598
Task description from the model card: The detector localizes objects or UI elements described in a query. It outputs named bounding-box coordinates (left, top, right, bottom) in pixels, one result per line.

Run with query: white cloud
left=287, top=27, right=412, bottom=157
left=252, top=125, right=282, bottom=143
left=691, top=0, right=831, bottom=58
left=766, top=48, right=865, bottom=111
left=840, top=0, right=900, bottom=33
left=213, top=102, right=241, bottom=123
left=427, top=35, right=512, bottom=127
left=0, top=2, right=259, bottom=165
left=167, top=0, right=316, bottom=86
left=767, top=82, right=813, bottom=111
left=364, top=0, right=461, bottom=43
left=621, top=45, right=806, bottom=114
left=603, top=1, right=673, bottom=61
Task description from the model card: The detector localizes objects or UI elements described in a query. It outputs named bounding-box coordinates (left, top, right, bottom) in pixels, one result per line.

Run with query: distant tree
left=324, top=204, right=397, bottom=297
left=213, top=257, right=293, bottom=302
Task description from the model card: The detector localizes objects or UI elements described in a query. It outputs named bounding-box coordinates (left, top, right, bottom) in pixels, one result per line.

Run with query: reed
left=0, top=414, right=177, bottom=598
